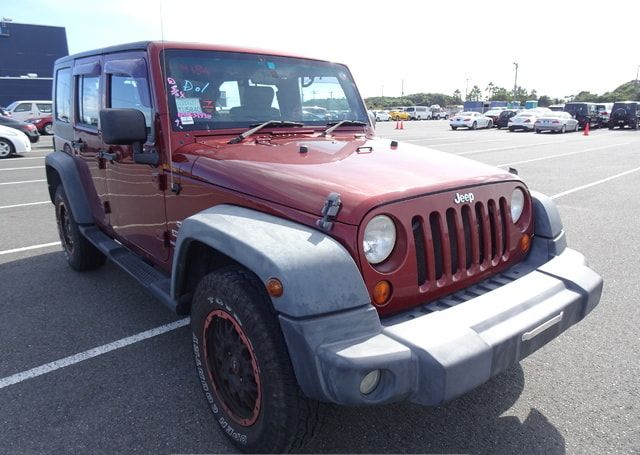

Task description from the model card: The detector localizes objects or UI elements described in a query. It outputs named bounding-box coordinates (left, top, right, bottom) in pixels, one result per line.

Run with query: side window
left=79, top=75, right=100, bottom=127
left=14, top=103, right=32, bottom=112
left=36, top=103, right=52, bottom=114
left=110, top=75, right=152, bottom=128
left=55, top=68, right=72, bottom=122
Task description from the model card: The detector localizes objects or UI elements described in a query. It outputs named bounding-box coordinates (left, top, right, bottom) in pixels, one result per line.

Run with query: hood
left=187, top=135, right=519, bottom=225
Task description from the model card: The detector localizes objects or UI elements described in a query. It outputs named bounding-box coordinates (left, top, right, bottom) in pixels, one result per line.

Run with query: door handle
left=99, top=150, right=117, bottom=161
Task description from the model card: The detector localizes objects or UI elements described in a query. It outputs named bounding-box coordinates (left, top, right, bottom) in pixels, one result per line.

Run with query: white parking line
left=552, top=166, right=640, bottom=199
left=0, top=179, right=46, bottom=186
left=0, top=242, right=61, bottom=256
left=0, top=201, right=50, bottom=210
left=3, top=156, right=45, bottom=161
left=0, top=318, right=190, bottom=390
left=497, top=143, right=629, bottom=167
left=0, top=166, right=45, bottom=172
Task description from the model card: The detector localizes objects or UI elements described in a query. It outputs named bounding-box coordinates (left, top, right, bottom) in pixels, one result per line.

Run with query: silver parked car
left=534, top=111, right=579, bottom=134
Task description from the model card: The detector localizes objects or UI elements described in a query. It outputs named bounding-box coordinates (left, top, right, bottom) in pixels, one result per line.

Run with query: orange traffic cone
left=400, top=120, right=404, bottom=130
left=395, top=120, right=400, bottom=129
left=583, top=122, right=589, bottom=136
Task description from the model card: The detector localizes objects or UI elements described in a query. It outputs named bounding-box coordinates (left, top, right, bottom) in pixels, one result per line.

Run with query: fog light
left=519, top=234, right=531, bottom=253
left=359, top=370, right=381, bottom=395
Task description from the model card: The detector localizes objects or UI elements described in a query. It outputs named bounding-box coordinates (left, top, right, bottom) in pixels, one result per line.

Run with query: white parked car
left=534, top=111, right=579, bottom=134
left=508, top=111, right=541, bottom=131
left=449, top=111, right=492, bottom=130
left=5, top=100, right=52, bottom=122
left=373, top=110, right=390, bottom=121
left=0, top=124, right=32, bottom=158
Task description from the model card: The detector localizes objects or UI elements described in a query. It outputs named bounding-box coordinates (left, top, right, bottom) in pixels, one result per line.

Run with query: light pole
left=464, top=78, right=470, bottom=100
left=513, top=62, right=519, bottom=102
left=401, top=79, right=404, bottom=98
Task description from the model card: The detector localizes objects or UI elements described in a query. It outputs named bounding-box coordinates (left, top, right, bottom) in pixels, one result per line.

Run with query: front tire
left=451, top=126, right=458, bottom=130
left=54, top=186, right=106, bottom=271
left=43, top=123, right=53, bottom=135
left=191, top=266, right=319, bottom=453
left=471, top=121, right=477, bottom=130
left=0, top=138, right=15, bottom=158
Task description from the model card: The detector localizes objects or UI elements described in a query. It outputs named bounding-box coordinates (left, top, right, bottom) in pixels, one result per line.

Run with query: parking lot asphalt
left=1, top=123, right=639, bottom=454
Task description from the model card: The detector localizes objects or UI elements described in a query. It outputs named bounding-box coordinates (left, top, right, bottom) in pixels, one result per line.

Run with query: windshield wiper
left=228, top=120, right=304, bottom=144
left=320, top=120, right=368, bottom=137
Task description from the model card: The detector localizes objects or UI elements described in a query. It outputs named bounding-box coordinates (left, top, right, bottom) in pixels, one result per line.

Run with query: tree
left=485, top=82, right=496, bottom=100
left=538, top=95, right=552, bottom=107
left=452, top=89, right=462, bottom=104
left=467, top=85, right=482, bottom=101
left=491, top=87, right=511, bottom=101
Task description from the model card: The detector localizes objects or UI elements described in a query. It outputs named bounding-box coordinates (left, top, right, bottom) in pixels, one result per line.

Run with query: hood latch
left=316, top=192, right=342, bottom=231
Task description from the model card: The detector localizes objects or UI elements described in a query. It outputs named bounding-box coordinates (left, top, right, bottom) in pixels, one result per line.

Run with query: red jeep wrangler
left=47, top=41, right=603, bottom=452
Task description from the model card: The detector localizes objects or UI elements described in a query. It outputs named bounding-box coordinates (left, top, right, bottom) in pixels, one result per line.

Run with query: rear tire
left=0, top=138, right=15, bottom=158
left=54, top=186, right=106, bottom=271
left=451, top=126, right=457, bottom=130
left=561, top=125, right=566, bottom=134
left=191, top=266, right=320, bottom=453
left=471, top=121, right=477, bottom=130
left=43, top=123, right=53, bottom=135
left=487, top=120, right=493, bottom=129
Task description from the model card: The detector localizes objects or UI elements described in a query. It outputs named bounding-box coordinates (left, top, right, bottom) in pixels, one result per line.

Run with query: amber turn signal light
left=266, top=278, right=283, bottom=297
left=519, top=234, right=532, bottom=253
left=372, top=280, right=392, bottom=306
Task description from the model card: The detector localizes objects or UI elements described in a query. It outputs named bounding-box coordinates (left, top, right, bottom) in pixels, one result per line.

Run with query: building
left=0, top=20, right=68, bottom=107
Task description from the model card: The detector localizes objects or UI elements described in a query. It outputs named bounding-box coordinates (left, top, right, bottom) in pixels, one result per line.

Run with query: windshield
left=613, top=102, right=636, bottom=112
left=162, top=49, right=368, bottom=131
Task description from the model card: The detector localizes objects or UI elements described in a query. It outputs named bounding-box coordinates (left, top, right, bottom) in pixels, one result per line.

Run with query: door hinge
left=103, top=201, right=111, bottom=214
left=152, top=172, right=167, bottom=191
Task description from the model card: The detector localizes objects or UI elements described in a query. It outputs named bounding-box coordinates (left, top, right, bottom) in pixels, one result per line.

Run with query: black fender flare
left=45, top=152, right=93, bottom=224
left=172, top=205, right=371, bottom=318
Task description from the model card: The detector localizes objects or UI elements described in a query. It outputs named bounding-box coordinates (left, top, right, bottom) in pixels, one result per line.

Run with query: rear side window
left=79, top=75, right=100, bottom=127
left=55, top=68, right=72, bottom=122
left=13, top=103, right=32, bottom=112
left=36, top=103, right=52, bottom=113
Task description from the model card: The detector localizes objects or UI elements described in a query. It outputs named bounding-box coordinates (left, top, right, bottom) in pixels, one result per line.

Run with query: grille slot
left=413, top=197, right=515, bottom=290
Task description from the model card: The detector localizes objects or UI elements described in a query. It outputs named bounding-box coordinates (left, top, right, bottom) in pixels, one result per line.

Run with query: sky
left=2, top=0, right=639, bottom=100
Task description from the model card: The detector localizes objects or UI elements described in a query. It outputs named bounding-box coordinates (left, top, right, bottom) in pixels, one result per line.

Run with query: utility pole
left=381, top=85, right=384, bottom=97
left=401, top=79, right=404, bottom=98
left=465, top=78, right=470, bottom=100
left=636, top=65, right=639, bottom=85
left=513, top=62, right=519, bottom=101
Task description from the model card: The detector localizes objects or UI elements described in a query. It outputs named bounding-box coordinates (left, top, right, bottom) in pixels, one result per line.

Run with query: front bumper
left=280, top=232, right=603, bottom=406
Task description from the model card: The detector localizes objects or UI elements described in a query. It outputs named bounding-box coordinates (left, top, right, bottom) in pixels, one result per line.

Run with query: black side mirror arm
left=132, top=142, right=159, bottom=166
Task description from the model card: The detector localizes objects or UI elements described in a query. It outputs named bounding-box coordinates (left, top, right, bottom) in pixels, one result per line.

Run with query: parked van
left=404, top=106, right=431, bottom=120
left=5, top=100, right=52, bottom=122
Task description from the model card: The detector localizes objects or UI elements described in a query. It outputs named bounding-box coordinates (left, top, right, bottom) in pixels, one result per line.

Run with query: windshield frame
left=160, top=49, right=369, bottom=132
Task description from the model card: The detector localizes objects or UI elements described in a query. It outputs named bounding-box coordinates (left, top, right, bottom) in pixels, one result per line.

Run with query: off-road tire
left=0, top=138, right=15, bottom=158
left=191, top=266, right=320, bottom=453
left=54, top=186, right=106, bottom=271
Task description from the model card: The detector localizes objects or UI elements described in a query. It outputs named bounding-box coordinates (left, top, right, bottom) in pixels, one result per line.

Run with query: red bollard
left=583, top=121, right=589, bottom=136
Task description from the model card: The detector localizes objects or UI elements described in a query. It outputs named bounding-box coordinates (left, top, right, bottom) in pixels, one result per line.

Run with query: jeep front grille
left=411, top=197, right=511, bottom=287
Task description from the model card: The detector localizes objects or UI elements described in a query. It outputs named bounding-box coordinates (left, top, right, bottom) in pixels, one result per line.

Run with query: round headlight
left=511, top=188, right=525, bottom=223
left=363, top=215, right=396, bottom=264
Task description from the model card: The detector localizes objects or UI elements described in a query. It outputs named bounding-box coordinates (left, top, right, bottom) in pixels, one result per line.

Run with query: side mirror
left=99, top=108, right=158, bottom=166
left=100, top=108, right=147, bottom=144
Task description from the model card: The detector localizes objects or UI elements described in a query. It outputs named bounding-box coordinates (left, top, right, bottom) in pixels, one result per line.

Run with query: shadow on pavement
left=305, top=364, right=565, bottom=454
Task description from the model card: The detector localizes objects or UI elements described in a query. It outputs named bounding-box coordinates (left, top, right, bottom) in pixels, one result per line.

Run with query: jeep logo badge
left=454, top=192, right=475, bottom=204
